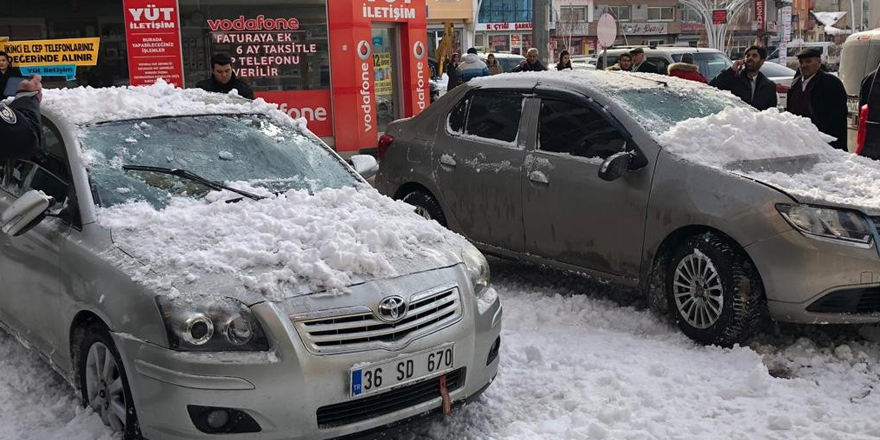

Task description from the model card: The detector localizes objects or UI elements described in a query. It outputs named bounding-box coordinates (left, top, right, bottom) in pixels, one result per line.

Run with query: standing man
left=709, top=45, right=777, bottom=111
left=513, top=48, right=548, bottom=72
left=605, top=53, right=633, bottom=71
left=630, top=48, right=659, bottom=74
left=1, top=75, right=43, bottom=161
left=458, top=48, right=490, bottom=82
left=196, top=53, right=255, bottom=99
left=786, top=48, right=848, bottom=151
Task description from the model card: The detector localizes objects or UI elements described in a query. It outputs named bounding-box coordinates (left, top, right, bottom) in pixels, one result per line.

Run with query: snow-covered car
left=376, top=70, right=880, bottom=347
left=0, top=82, right=501, bottom=439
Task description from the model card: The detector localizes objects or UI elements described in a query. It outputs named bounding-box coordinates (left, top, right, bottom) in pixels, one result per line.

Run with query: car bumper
left=114, top=294, right=501, bottom=440
left=746, top=229, right=880, bottom=324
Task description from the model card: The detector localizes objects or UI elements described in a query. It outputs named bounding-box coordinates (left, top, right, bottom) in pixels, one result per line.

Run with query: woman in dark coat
left=556, top=50, right=572, bottom=71
left=0, top=51, right=23, bottom=97
left=445, top=53, right=463, bottom=91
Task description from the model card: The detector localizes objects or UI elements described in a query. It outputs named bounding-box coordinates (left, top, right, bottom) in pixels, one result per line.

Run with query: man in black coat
left=195, top=53, right=255, bottom=99
left=786, top=48, right=848, bottom=151
left=513, top=48, right=549, bottom=72
left=709, top=45, right=777, bottom=111
left=1, top=75, right=42, bottom=161
left=630, top=48, right=659, bottom=74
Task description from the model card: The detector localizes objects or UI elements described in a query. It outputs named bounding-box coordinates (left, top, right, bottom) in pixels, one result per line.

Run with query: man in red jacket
left=667, top=53, right=707, bottom=83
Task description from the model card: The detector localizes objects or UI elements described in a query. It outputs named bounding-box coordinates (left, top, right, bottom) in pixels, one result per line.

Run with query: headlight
left=156, top=296, right=270, bottom=351
left=461, top=246, right=491, bottom=295
left=776, top=204, right=872, bottom=245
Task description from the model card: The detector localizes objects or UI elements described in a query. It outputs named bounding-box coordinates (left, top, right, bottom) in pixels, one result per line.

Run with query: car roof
left=466, top=70, right=711, bottom=98
left=41, top=80, right=291, bottom=127
left=599, top=46, right=724, bottom=55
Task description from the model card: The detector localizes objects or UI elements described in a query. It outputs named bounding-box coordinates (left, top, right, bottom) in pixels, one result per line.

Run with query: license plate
left=350, top=343, right=455, bottom=398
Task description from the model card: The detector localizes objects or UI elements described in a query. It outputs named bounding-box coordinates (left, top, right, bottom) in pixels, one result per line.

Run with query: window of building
left=607, top=6, right=631, bottom=22
left=539, top=100, right=626, bottom=160
left=478, top=0, right=533, bottom=23
left=680, top=6, right=702, bottom=23
left=559, top=6, right=588, bottom=22
left=648, top=7, right=675, bottom=22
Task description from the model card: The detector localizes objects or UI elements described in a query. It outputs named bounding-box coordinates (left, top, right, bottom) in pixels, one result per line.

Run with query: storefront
left=426, top=0, right=474, bottom=63
left=1, top=0, right=429, bottom=153
left=476, top=22, right=534, bottom=55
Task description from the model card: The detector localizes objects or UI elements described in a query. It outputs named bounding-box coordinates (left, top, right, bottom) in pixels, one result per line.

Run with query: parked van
left=839, top=29, right=880, bottom=153
left=769, top=40, right=840, bottom=71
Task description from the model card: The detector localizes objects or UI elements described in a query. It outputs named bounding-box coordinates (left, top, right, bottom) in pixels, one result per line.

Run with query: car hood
left=103, top=186, right=472, bottom=304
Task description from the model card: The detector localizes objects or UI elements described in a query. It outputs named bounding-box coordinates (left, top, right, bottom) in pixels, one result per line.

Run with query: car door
left=0, top=118, right=74, bottom=353
left=521, top=93, right=653, bottom=280
left=432, top=89, right=529, bottom=252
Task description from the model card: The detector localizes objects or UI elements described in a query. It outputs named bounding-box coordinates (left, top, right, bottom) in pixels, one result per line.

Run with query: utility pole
left=532, top=0, right=549, bottom=64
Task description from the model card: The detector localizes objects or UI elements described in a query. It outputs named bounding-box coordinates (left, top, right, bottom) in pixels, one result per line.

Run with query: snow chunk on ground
left=97, top=186, right=468, bottom=296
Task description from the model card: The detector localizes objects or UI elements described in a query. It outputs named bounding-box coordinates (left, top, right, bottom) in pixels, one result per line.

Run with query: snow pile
left=97, top=186, right=468, bottom=296
left=42, top=79, right=300, bottom=129
left=657, top=106, right=880, bottom=210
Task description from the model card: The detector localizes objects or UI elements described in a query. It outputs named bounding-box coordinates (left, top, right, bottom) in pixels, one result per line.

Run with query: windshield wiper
left=122, top=165, right=264, bottom=201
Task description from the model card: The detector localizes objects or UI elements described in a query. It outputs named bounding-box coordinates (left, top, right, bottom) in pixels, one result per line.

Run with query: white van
left=839, top=29, right=880, bottom=151
left=769, top=40, right=840, bottom=70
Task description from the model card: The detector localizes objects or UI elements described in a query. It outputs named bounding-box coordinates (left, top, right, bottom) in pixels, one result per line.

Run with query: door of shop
left=371, top=25, right=403, bottom=133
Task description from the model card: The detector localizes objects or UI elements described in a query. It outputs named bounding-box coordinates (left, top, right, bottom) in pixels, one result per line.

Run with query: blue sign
left=372, top=36, right=383, bottom=47
left=20, top=65, right=77, bottom=81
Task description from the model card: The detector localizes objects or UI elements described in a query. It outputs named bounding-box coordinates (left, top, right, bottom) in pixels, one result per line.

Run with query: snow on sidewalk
left=1, top=261, right=879, bottom=440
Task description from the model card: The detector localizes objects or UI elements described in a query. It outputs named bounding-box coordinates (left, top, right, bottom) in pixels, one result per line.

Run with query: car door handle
left=440, top=154, right=457, bottom=167
left=529, top=170, right=549, bottom=185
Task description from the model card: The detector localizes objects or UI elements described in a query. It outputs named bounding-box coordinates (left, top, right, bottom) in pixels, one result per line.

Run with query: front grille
left=294, top=287, right=462, bottom=354
left=807, top=287, right=880, bottom=314
left=316, top=368, right=465, bottom=429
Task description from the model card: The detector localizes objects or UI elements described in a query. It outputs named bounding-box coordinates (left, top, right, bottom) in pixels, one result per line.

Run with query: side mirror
left=350, top=154, right=379, bottom=180
left=598, top=152, right=633, bottom=182
left=1, top=190, right=53, bottom=236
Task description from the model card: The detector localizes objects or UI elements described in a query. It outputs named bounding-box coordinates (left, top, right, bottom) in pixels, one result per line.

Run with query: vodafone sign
left=357, top=40, right=374, bottom=133
left=361, top=0, right=418, bottom=21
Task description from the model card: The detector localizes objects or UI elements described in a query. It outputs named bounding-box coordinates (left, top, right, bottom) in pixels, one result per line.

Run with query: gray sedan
left=0, top=86, right=501, bottom=439
left=376, top=71, right=880, bottom=346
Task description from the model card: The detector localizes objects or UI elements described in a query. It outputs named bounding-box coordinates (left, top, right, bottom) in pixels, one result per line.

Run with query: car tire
left=666, top=232, right=765, bottom=346
left=79, top=323, right=141, bottom=440
left=402, top=190, right=447, bottom=227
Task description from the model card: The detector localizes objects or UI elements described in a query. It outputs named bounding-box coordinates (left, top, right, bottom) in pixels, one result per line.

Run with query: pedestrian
left=630, top=48, right=659, bottom=74
left=786, top=47, right=848, bottom=151
left=1, top=74, right=43, bottom=161
left=0, top=51, right=23, bottom=98
left=667, top=53, right=707, bottom=83
left=556, top=50, right=573, bottom=71
left=605, top=53, right=633, bottom=71
left=513, top=48, right=548, bottom=72
left=486, top=54, right=503, bottom=75
left=195, top=53, right=254, bottom=99
left=709, top=45, right=777, bottom=111
left=458, top=47, right=490, bottom=82
left=445, top=52, right=463, bottom=90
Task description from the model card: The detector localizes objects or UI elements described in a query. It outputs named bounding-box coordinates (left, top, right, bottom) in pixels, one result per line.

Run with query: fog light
left=486, top=336, right=501, bottom=366
left=206, top=409, right=229, bottom=429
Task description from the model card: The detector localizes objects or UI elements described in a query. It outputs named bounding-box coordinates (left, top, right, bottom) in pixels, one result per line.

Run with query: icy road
left=2, top=260, right=879, bottom=440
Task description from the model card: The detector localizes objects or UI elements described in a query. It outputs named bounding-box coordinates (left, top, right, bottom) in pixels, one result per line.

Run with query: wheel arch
left=393, top=181, right=435, bottom=201
left=69, top=310, right=111, bottom=387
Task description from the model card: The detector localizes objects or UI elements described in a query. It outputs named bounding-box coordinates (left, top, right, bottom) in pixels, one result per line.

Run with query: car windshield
left=613, top=86, right=754, bottom=135
left=672, top=53, right=732, bottom=81
left=82, top=114, right=358, bottom=209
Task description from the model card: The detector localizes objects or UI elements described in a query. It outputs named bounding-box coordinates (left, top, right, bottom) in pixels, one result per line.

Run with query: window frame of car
left=531, top=88, right=648, bottom=168
left=445, top=88, right=532, bottom=149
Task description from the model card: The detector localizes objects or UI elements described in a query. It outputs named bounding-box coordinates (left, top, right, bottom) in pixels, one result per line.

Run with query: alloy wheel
left=85, top=341, right=128, bottom=432
left=672, top=251, right=724, bottom=329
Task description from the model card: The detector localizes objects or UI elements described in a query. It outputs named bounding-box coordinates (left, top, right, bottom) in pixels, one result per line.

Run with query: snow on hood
left=97, top=186, right=471, bottom=299
left=658, top=106, right=880, bottom=212
left=41, top=79, right=300, bottom=128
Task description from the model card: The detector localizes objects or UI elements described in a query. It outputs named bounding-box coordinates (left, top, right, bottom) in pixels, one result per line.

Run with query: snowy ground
left=2, top=260, right=879, bottom=440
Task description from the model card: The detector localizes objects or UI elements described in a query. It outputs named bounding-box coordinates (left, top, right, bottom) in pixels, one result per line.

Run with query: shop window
left=179, top=2, right=330, bottom=91
left=648, top=7, right=675, bottom=22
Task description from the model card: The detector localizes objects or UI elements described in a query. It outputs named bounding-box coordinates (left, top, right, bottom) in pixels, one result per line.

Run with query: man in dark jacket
left=709, top=45, right=777, bottom=111
left=786, top=48, right=848, bottom=151
left=630, top=48, right=659, bottom=74
left=195, top=53, right=255, bottom=99
left=513, top=48, right=548, bottom=72
left=1, top=75, right=42, bottom=161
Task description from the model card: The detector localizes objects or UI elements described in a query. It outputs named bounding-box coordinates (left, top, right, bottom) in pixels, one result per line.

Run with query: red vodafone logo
left=357, top=40, right=372, bottom=60
left=413, top=41, right=425, bottom=60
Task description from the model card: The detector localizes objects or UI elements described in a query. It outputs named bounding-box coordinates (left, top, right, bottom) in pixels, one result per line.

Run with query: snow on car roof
left=42, top=79, right=300, bottom=128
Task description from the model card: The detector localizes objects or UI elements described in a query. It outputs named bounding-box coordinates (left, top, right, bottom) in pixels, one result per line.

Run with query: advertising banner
left=621, top=23, right=667, bottom=35
left=207, top=15, right=318, bottom=79
left=123, top=0, right=185, bottom=86
left=374, top=52, right=392, bottom=96
left=755, top=0, right=765, bottom=32
left=1, top=37, right=100, bottom=80
left=256, top=90, right=333, bottom=136
left=712, top=10, right=728, bottom=25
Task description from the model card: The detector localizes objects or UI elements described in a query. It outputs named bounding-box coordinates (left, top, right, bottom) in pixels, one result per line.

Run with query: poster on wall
left=0, top=38, right=100, bottom=80
left=207, top=15, right=318, bottom=79
left=374, top=52, right=392, bottom=96
left=123, top=0, right=185, bottom=86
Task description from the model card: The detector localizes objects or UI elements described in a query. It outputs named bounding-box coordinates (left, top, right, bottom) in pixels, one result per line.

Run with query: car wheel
left=666, top=233, right=765, bottom=346
left=402, top=190, right=447, bottom=227
left=79, top=324, right=141, bottom=439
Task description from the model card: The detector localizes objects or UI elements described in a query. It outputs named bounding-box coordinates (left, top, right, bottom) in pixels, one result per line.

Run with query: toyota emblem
left=377, top=296, right=407, bottom=322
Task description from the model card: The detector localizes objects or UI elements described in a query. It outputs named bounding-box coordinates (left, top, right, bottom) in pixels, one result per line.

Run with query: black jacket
left=0, top=93, right=41, bottom=161
left=709, top=67, right=778, bottom=111
left=786, top=70, right=848, bottom=151
left=634, top=61, right=660, bottom=74
left=859, top=68, right=877, bottom=107
left=513, top=60, right=548, bottom=72
left=0, top=66, right=23, bottom=98
left=195, top=73, right=255, bottom=99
